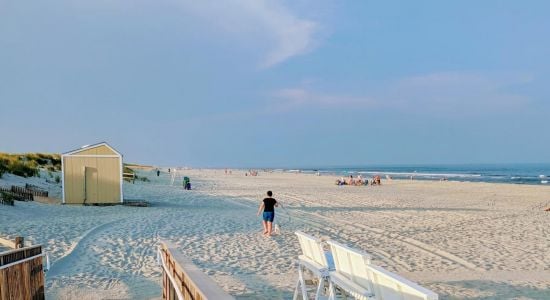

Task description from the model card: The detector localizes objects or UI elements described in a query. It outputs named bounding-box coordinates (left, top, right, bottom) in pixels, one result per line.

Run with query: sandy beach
left=1, top=169, right=549, bottom=299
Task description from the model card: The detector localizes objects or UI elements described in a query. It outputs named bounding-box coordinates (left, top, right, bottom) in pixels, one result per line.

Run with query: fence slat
left=0, top=245, right=45, bottom=300
left=0, top=186, right=39, bottom=201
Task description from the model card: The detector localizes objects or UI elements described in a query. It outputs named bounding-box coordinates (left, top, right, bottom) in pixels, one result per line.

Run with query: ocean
left=292, top=164, right=550, bottom=185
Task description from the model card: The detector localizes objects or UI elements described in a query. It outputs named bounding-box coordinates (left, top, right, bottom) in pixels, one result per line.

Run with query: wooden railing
left=123, top=172, right=135, bottom=183
left=158, top=241, right=234, bottom=300
left=0, top=237, right=47, bottom=300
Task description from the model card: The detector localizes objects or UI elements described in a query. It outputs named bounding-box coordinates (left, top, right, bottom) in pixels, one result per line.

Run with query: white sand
left=1, top=169, right=549, bottom=299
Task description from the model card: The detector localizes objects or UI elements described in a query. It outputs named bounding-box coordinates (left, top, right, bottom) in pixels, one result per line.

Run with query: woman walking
left=257, top=191, right=278, bottom=236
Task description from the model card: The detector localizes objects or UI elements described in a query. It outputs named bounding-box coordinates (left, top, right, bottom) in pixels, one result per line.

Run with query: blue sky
left=1, top=1, right=549, bottom=167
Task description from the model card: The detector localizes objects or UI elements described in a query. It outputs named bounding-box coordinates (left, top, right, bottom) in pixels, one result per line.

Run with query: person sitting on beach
left=256, top=191, right=278, bottom=236
left=336, top=176, right=346, bottom=185
left=356, top=174, right=363, bottom=185
left=348, top=175, right=355, bottom=185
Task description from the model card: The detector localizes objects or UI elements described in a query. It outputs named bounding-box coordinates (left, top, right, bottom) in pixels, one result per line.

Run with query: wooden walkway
left=159, top=241, right=234, bottom=300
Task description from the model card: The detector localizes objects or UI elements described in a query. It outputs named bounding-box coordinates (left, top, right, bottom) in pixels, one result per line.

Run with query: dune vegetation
left=0, top=153, right=61, bottom=178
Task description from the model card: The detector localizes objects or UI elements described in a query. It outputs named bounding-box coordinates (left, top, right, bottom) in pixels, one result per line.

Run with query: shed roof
left=62, top=142, right=122, bottom=157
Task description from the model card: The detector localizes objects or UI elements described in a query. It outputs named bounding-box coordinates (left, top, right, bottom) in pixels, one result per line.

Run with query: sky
left=1, top=0, right=549, bottom=167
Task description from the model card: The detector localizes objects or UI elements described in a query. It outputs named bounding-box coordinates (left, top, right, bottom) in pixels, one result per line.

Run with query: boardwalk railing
left=0, top=237, right=49, bottom=300
left=158, top=241, right=234, bottom=300
left=123, top=172, right=135, bottom=183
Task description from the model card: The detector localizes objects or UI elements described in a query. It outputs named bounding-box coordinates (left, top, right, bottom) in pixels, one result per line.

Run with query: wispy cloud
left=272, top=71, right=533, bottom=115
left=175, top=0, right=319, bottom=67
left=272, top=88, right=376, bottom=111
left=391, top=71, right=533, bottom=113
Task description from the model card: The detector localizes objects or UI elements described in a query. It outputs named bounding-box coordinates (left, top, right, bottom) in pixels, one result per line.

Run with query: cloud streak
left=175, top=0, right=318, bottom=67
left=272, top=71, right=533, bottom=115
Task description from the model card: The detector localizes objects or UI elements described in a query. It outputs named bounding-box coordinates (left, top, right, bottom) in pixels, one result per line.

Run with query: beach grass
left=0, top=152, right=61, bottom=178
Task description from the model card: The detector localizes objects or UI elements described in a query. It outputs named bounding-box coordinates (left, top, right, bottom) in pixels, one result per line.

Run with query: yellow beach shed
left=61, top=142, right=123, bottom=204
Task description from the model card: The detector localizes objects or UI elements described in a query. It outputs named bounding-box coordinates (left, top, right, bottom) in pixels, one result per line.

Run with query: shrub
left=0, top=191, right=15, bottom=205
left=35, top=158, right=48, bottom=165
left=134, top=174, right=150, bottom=182
left=9, top=160, right=39, bottom=178
left=0, top=152, right=61, bottom=176
left=0, top=159, right=7, bottom=178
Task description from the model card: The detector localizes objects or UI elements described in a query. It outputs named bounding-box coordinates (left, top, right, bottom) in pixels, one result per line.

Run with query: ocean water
left=294, top=164, right=550, bottom=185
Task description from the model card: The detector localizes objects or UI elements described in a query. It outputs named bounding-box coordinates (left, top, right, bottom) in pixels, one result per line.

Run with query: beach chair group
left=294, top=231, right=438, bottom=300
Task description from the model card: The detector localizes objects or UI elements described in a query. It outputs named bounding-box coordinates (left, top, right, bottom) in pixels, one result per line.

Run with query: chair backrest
left=327, top=240, right=373, bottom=292
left=295, top=231, right=329, bottom=268
left=367, top=265, right=438, bottom=300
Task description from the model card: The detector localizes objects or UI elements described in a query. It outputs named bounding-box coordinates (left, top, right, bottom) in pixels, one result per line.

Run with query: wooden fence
left=159, top=241, right=234, bottom=300
left=24, top=184, right=48, bottom=198
left=0, top=185, right=48, bottom=202
left=0, top=187, right=33, bottom=201
left=0, top=238, right=47, bottom=300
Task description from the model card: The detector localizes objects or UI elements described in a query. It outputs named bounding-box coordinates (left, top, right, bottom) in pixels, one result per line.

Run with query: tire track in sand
left=279, top=192, right=483, bottom=272
left=203, top=191, right=412, bottom=270
left=47, top=218, right=126, bottom=278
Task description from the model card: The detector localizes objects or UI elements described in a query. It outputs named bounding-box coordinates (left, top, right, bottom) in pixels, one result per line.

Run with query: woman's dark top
left=263, top=198, right=277, bottom=212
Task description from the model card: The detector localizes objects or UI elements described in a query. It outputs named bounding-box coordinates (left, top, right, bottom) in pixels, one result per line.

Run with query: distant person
left=183, top=177, right=191, bottom=190
left=257, top=191, right=278, bottom=236
left=157, top=170, right=160, bottom=177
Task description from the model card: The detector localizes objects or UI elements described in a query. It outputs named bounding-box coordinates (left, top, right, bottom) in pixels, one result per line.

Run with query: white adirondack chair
left=294, top=231, right=334, bottom=300
left=326, top=240, right=376, bottom=300
left=367, top=264, right=438, bottom=300
left=327, top=240, right=438, bottom=300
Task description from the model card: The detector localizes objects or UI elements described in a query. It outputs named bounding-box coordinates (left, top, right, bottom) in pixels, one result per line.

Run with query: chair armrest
left=329, top=271, right=375, bottom=299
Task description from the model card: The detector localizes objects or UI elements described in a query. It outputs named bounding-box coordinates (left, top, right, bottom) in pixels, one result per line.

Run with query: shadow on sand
left=289, top=206, right=486, bottom=213
left=437, top=279, right=550, bottom=300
